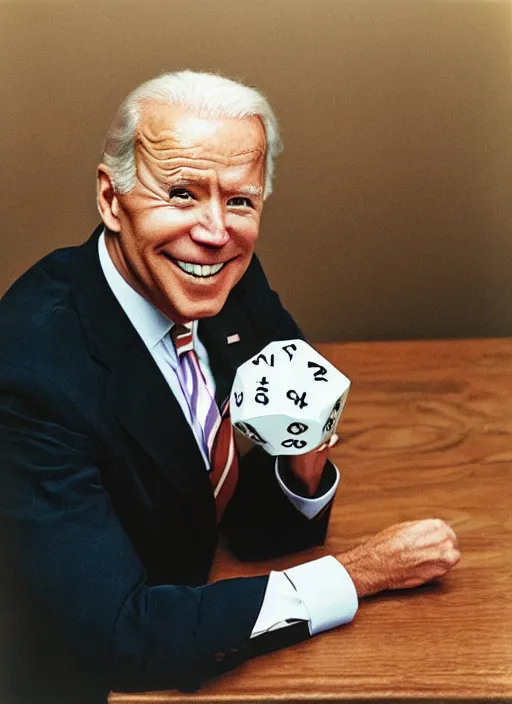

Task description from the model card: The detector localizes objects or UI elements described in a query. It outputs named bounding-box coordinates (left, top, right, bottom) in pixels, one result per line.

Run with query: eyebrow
left=170, top=177, right=199, bottom=187
left=238, top=185, right=263, bottom=197
left=168, top=177, right=263, bottom=198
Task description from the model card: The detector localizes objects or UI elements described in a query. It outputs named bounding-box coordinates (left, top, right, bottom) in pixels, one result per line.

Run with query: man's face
left=104, top=104, right=266, bottom=323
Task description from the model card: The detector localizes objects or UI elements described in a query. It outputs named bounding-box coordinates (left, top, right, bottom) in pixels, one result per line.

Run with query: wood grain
left=110, top=339, right=512, bottom=702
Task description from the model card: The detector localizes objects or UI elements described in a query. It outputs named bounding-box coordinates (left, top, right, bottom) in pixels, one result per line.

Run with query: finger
left=328, top=433, right=339, bottom=448
left=444, top=523, right=459, bottom=545
left=316, top=433, right=339, bottom=454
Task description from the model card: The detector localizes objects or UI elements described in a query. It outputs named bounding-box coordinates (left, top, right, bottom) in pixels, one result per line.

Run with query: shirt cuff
left=285, top=556, right=359, bottom=635
left=251, top=570, right=309, bottom=637
left=275, top=457, right=340, bottom=519
left=250, top=556, right=358, bottom=639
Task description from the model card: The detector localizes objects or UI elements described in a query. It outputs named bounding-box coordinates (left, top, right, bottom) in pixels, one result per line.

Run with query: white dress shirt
left=98, top=232, right=358, bottom=637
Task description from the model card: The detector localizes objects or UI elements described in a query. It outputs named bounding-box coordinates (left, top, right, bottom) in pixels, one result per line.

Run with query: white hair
left=101, top=70, right=283, bottom=199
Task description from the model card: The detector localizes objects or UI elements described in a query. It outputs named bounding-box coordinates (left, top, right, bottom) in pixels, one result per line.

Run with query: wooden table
left=111, top=339, right=512, bottom=703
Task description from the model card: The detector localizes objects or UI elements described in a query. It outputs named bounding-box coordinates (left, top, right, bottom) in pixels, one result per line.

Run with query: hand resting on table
left=338, top=518, right=461, bottom=597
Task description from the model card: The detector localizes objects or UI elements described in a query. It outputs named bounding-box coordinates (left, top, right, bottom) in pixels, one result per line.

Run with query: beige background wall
left=1, top=0, right=511, bottom=341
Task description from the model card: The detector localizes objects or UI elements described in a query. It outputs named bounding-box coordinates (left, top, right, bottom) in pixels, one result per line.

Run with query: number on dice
left=230, top=339, right=350, bottom=455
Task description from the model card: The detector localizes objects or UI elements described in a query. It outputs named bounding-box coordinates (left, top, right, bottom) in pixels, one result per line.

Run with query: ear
left=97, top=165, right=121, bottom=232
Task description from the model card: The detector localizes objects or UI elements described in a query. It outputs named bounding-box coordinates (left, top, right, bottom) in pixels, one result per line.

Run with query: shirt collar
left=98, top=230, right=197, bottom=351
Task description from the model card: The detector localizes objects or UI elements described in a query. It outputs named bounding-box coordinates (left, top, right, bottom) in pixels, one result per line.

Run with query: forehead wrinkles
left=137, top=135, right=264, bottom=169
left=135, top=110, right=266, bottom=166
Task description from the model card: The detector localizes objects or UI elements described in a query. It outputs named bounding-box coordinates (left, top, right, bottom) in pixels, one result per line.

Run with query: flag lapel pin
left=226, top=333, right=241, bottom=345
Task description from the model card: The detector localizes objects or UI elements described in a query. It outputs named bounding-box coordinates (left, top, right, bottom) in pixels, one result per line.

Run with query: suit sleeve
left=221, top=256, right=335, bottom=561
left=0, top=375, right=268, bottom=696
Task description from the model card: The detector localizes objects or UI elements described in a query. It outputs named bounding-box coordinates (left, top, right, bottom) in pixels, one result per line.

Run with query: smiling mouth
left=166, top=255, right=227, bottom=279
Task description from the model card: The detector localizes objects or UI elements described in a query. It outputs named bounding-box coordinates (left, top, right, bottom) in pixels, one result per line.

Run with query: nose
left=190, top=199, right=230, bottom=247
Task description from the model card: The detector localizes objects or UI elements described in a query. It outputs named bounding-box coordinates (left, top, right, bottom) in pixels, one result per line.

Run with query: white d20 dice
left=230, top=339, right=350, bottom=455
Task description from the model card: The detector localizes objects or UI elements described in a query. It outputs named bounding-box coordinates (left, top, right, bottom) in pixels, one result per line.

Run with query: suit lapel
left=69, top=227, right=215, bottom=531
left=107, top=336, right=215, bottom=528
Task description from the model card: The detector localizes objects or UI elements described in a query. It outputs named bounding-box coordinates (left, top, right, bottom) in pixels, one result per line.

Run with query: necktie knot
left=171, top=323, right=193, bottom=357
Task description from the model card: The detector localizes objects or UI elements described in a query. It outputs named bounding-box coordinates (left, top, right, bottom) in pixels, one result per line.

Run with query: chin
left=192, top=300, right=226, bottom=320
left=173, top=295, right=228, bottom=322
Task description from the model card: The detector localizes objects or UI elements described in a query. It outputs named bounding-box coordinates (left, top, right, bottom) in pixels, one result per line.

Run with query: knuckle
left=441, top=547, right=460, bottom=568
left=447, top=535, right=458, bottom=550
left=449, top=549, right=461, bottom=566
left=432, top=518, right=448, bottom=531
left=421, top=518, right=445, bottom=535
left=444, top=523, right=457, bottom=539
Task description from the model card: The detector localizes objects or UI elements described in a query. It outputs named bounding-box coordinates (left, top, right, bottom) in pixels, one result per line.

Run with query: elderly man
left=0, top=71, right=459, bottom=704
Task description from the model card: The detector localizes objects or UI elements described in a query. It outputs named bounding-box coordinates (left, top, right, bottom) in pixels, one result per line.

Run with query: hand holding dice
left=231, top=340, right=460, bottom=595
left=230, top=340, right=350, bottom=495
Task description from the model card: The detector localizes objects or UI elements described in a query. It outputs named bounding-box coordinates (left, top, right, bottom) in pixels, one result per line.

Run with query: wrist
left=287, top=450, right=328, bottom=497
left=336, top=545, right=386, bottom=599
left=278, top=455, right=321, bottom=497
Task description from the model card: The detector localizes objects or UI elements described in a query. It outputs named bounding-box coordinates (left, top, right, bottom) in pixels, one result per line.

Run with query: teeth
left=174, top=259, right=225, bottom=277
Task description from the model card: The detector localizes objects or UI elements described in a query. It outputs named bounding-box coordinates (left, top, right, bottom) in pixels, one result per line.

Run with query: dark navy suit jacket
left=0, top=226, right=332, bottom=703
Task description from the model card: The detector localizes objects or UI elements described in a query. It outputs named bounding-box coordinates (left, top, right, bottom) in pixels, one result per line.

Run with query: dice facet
left=230, top=339, right=350, bottom=455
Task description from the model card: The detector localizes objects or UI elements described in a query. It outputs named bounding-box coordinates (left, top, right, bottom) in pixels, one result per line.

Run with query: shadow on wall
left=1, top=0, right=511, bottom=341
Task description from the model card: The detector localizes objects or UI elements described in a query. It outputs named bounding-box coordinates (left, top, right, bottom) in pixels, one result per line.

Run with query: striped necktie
left=171, top=323, right=238, bottom=522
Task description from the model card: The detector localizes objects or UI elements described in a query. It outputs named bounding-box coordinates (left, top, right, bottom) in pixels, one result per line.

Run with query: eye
left=228, top=196, right=253, bottom=208
left=168, top=187, right=194, bottom=201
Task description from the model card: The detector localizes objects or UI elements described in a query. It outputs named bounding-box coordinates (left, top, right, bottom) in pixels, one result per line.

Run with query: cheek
left=129, top=208, right=192, bottom=246
left=228, top=216, right=260, bottom=249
